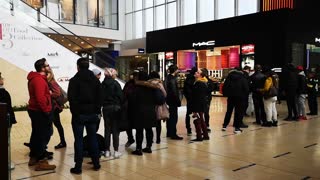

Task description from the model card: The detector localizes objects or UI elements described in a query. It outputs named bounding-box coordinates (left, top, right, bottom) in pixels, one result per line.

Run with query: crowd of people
left=0, top=57, right=319, bottom=175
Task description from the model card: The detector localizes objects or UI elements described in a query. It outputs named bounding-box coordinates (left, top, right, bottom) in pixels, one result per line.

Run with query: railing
left=2, top=0, right=127, bottom=81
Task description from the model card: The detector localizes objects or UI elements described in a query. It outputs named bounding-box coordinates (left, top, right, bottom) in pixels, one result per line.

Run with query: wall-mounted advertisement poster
left=241, top=44, right=255, bottom=69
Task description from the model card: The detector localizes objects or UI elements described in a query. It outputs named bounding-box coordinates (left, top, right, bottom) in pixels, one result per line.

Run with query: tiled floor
left=9, top=97, right=320, bottom=179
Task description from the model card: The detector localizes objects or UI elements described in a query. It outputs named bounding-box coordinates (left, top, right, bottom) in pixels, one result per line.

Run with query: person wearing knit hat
left=92, top=68, right=102, bottom=80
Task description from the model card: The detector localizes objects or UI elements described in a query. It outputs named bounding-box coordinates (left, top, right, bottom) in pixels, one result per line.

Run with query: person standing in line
left=0, top=73, right=17, bottom=170
left=250, top=64, right=269, bottom=126
left=101, top=68, right=123, bottom=158
left=260, top=69, right=279, bottom=126
left=222, top=67, right=249, bottom=133
left=27, top=58, right=56, bottom=171
left=165, top=65, right=183, bottom=140
left=47, top=69, right=67, bottom=149
left=296, top=66, right=308, bottom=120
left=123, top=71, right=139, bottom=147
left=282, top=63, right=299, bottom=121
left=148, top=71, right=167, bottom=144
left=306, top=72, right=319, bottom=115
left=68, top=58, right=101, bottom=174
left=92, top=68, right=102, bottom=132
left=183, top=67, right=197, bottom=135
left=202, top=68, right=215, bottom=132
left=189, top=68, right=210, bottom=141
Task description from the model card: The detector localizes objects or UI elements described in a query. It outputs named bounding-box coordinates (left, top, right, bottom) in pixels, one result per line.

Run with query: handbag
left=155, top=103, right=170, bottom=120
left=264, top=86, right=278, bottom=99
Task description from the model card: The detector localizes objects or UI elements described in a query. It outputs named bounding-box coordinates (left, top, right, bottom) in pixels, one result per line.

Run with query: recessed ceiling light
left=61, top=40, right=64, bottom=42
left=97, top=39, right=100, bottom=42
left=74, top=51, right=78, bottom=53
left=62, top=36, right=65, bottom=39
left=68, top=44, right=72, bottom=46
left=75, top=37, right=78, bottom=39
left=48, top=34, right=51, bottom=37
left=81, top=42, right=84, bottom=44
left=86, top=38, right=90, bottom=40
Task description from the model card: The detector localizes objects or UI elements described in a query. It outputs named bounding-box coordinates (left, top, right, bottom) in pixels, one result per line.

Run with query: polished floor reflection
left=10, top=97, right=320, bottom=179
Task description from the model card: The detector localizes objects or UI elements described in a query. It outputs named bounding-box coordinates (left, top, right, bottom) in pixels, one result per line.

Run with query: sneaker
left=156, top=139, right=161, bottom=144
left=24, top=142, right=30, bottom=148
left=142, top=147, right=152, bottom=153
left=104, top=150, right=111, bottom=158
left=114, top=151, right=122, bottom=158
left=261, top=121, right=272, bottom=127
left=132, top=149, right=143, bottom=156
left=35, top=160, right=56, bottom=171
left=125, top=140, right=135, bottom=148
left=221, top=126, right=227, bottom=131
left=191, top=138, right=203, bottom=142
left=272, top=120, right=278, bottom=126
left=207, top=128, right=212, bottom=132
left=93, top=164, right=101, bottom=171
left=234, top=128, right=243, bottom=134
left=10, top=162, right=15, bottom=170
left=187, top=130, right=192, bottom=136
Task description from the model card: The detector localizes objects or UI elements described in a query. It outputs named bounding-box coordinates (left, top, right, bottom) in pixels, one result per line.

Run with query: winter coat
left=223, top=70, right=249, bottom=98
left=27, top=72, right=52, bottom=113
left=0, top=87, right=17, bottom=125
left=190, top=77, right=208, bottom=112
left=183, top=73, right=195, bottom=100
left=165, top=74, right=181, bottom=107
left=68, top=69, right=101, bottom=116
left=128, top=82, right=159, bottom=129
left=297, top=71, right=307, bottom=95
left=101, top=77, right=123, bottom=107
left=250, top=71, right=266, bottom=94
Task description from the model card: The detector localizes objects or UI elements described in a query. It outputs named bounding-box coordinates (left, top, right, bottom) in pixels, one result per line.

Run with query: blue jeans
left=72, top=114, right=99, bottom=167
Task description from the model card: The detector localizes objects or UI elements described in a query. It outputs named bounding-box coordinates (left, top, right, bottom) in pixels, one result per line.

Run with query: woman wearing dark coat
left=128, top=71, right=160, bottom=155
left=102, top=68, right=124, bottom=158
left=189, top=68, right=209, bottom=141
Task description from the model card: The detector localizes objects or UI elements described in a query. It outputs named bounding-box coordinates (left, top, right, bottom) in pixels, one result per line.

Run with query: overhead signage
left=138, top=48, right=145, bottom=54
left=241, top=44, right=255, bottom=54
left=192, top=40, right=215, bottom=48
left=165, top=52, right=174, bottom=60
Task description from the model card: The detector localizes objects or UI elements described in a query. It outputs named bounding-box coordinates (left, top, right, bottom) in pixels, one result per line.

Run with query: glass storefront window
left=199, top=0, right=214, bottom=22
left=217, top=0, right=235, bottom=19
left=145, top=0, right=153, bottom=8
left=182, top=0, right=196, bottom=25
left=238, top=0, right=258, bottom=16
left=145, top=8, right=153, bottom=32
left=100, top=0, right=118, bottom=29
left=134, top=0, right=142, bottom=11
left=155, top=0, right=165, bottom=6
left=167, top=2, right=176, bottom=28
left=155, top=5, right=165, bottom=30
left=126, top=14, right=133, bottom=40
left=126, top=0, right=133, bottom=13
left=134, top=11, right=143, bottom=38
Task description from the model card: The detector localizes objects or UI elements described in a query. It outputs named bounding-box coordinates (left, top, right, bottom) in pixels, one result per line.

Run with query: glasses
left=43, top=64, right=50, bottom=67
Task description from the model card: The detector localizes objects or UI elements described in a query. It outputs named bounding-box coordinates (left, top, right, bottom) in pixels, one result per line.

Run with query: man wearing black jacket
left=222, top=68, right=249, bottom=133
left=165, top=65, right=183, bottom=140
left=183, top=67, right=196, bottom=135
left=68, top=58, right=102, bottom=174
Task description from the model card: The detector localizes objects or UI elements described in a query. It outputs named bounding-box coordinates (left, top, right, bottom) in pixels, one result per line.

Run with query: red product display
left=229, top=48, right=239, bottom=68
left=221, top=50, right=229, bottom=68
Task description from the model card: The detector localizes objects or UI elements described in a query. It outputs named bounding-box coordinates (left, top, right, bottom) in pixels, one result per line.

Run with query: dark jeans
left=185, top=102, right=192, bottom=132
left=135, top=128, right=153, bottom=150
left=28, top=110, right=52, bottom=159
left=223, top=97, right=245, bottom=128
left=286, top=93, right=298, bottom=118
left=252, top=93, right=266, bottom=124
left=103, top=108, right=120, bottom=151
left=72, top=114, right=99, bottom=167
left=167, top=106, right=178, bottom=137
left=193, top=112, right=209, bottom=139
left=204, top=100, right=211, bottom=127
left=53, top=109, right=66, bottom=144
left=308, top=94, right=318, bottom=114
left=126, top=129, right=134, bottom=142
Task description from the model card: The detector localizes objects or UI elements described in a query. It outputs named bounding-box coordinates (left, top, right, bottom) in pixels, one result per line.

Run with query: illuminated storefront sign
left=241, top=44, right=255, bottom=54
left=315, top=38, right=320, bottom=43
left=192, top=40, right=215, bottom=48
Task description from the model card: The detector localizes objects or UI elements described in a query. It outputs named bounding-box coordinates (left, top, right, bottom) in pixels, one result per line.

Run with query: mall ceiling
left=45, top=33, right=115, bottom=53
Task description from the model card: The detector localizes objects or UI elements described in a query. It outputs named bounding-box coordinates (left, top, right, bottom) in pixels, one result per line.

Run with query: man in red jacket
left=27, top=58, right=56, bottom=171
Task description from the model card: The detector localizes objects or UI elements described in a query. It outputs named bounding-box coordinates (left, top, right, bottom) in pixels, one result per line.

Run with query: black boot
left=70, top=163, right=82, bottom=174
left=272, top=120, right=278, bottom=127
